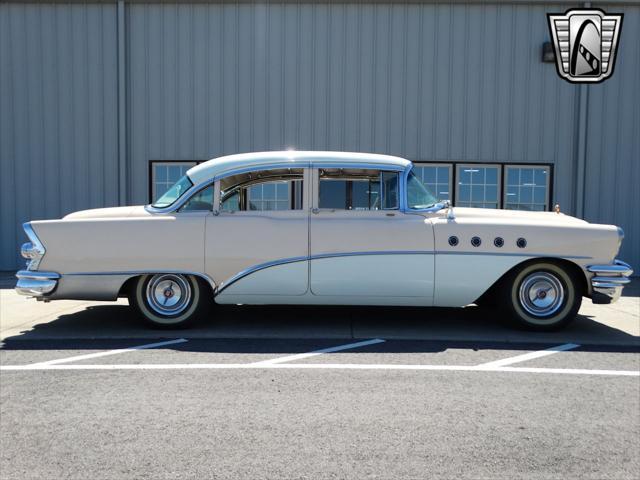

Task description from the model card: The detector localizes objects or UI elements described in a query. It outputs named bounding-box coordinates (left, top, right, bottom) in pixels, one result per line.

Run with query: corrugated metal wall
left=1, top=1, right=639, bottom=271
left=0, top=2, right=119, bottom=269
left=584, top=4, right=640, bottom=272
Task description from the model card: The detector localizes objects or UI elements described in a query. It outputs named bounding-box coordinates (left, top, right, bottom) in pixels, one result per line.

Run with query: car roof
left=187, top=151, right=411, bottom=185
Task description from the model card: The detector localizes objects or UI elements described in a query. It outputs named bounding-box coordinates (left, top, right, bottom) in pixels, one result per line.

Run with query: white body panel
left=434, top=254, right=532, bottom=306
left=216, top=261, right=308, bottom=297
left=205, top=211, right=309, bottom=295
left=310, top=255, right=433, bottom=298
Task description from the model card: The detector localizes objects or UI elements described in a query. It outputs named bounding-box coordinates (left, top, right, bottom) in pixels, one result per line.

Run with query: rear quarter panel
left=32, top=214, right=206, bottom=276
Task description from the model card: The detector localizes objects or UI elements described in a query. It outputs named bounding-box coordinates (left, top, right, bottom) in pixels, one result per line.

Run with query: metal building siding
left=584, top=4, right=640, bottom=271
left=1, top=1, right=638, bottom=272
left=126, top=2, right=579, bottom=205
left=0, top=3, right=119, bottom=269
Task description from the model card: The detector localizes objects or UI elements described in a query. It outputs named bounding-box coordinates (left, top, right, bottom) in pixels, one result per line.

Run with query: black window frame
left=412, top=161, right=554, bottom=211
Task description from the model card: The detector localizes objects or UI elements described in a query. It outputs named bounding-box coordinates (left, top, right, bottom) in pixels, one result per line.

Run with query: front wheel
left=129, top=273, right=208, bottom=328
left=501, top=262, right=582, bottom=331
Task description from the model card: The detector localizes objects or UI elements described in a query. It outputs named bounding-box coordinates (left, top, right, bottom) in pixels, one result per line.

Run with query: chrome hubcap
left=518, top=272, right=565, bottom=317
left=146, top=274, right=191, bottom=316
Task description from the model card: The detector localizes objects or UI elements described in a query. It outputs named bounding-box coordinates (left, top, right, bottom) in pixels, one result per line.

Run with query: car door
left=309, top=166, right=435, bottom=303
left=205, top=167, right=310, bottom=299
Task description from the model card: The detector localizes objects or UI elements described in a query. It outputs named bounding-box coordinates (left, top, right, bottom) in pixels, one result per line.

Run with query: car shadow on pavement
left=1, top=301, right=638, bottom=354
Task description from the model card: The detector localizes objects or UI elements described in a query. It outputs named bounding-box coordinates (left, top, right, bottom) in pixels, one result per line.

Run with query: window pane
left=458, top=184, right=470, bottom=202
left=319, top=180, right=348, bottom=209
left=411, top=165, right=451, bottom=202
left=381, top=171, right=399, bottom=209
left=504, top=166, right=550, bottom=211
left=221, top=191, right=240, bottom=211
left=423, top=167, right=437, bottom=184
left=485, top=185, right=498, bottom=203
left=181, top=186, right=213, bottom=211
left=152, top=162, right=197, bottom=202
left=351, top=180, right=372, bottom=210
left=219, top=168, right=303, bottom=212
left=485, top=167, right=498, bottom=185
left=456, top=165, right=500, bottom=209
left=248, top=180, right=292, bottom=211
left=319, top=169, right=398, bottom=211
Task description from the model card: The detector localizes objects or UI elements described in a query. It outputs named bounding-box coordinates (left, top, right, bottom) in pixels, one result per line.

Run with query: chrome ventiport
left=587, top=259, right=634, bottom=304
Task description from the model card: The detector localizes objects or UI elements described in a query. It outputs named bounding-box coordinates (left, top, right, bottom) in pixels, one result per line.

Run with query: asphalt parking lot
left=1, top=274, right=639, bottom=479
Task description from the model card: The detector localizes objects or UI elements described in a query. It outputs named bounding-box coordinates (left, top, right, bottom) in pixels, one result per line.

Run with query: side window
left=221, top=190, right=240, bottom=212
left=219, top=168, right=304, bottom=212
left=180, top=185, right=213, bottom=212
left=318, top=169, right=399, bottom=211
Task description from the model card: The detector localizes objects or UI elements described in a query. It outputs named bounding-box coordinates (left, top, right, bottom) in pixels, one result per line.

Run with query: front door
left=309, top=167, right=435, bottom=302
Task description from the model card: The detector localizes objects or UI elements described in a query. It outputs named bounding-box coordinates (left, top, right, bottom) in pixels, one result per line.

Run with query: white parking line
left=0, top=362, right=637, bottom=376
left=30, top=338, right=189, bottom=366
left=252, top=338, right=386, bottom=365
left=476, top=343, right=580, bottom=368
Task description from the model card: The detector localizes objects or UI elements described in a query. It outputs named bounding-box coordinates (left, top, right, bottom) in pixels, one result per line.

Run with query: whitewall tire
left=129, top=274, right=207, bottom=328
left=502, top=262, right=582, bottom=331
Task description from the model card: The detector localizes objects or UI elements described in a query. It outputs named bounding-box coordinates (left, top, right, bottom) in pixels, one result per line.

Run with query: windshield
left=152, top=175, right=193, bottom=208
left=406, top=169, right=438, bottom=209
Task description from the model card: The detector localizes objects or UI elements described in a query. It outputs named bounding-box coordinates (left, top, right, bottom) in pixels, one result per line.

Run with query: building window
left=504, top=165, right=550, bottom=211
left=151, top=162, right=197, bottom=202
left=455, top=164, right=500, bottom=209
left=411, top=164, right=452, bottom=202
left=247, top=181, right=292, bottom=211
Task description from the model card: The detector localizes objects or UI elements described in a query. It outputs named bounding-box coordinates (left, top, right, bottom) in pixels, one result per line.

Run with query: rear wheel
left=129, top=273, right=208, bottom=328
left=501, top=262, right=582, bottom=331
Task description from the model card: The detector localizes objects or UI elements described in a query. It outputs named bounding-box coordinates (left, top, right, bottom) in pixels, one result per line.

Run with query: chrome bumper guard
left=15, top=270, right=60, bottom=297
left=587, top=260, right=634, bottom=304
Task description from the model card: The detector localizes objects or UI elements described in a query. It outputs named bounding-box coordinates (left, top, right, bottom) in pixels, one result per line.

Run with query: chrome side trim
left=433, top=251, right=591, bottom=259
left=310, top=251, right=433, bottom=261
left=63, top=270, right=217, bottom=292
left=216, top=256, right=308, bottom=294
left=15, top=270, right=60, bottom=297
left=587, top=259, right=633, bottom=304
left=215, top=250, right=596, bottom=296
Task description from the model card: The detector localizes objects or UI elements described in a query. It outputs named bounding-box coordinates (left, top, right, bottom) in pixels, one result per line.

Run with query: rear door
left=205, top=167, right=310, bottom=297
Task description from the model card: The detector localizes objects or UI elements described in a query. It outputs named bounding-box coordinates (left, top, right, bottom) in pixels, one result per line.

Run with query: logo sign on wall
left=547, top=9, right=623, bottom=83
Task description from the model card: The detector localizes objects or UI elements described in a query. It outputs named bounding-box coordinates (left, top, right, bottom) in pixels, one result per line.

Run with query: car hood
left=446, top=207, right=589, bottom=225
left=63, top=205, right=151, bottom=220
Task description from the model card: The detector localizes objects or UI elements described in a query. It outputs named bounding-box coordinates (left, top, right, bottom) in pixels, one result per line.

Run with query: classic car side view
left=16, top=151, right=633, bottom=330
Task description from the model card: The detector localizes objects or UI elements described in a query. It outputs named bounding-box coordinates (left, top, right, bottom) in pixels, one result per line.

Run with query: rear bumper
left=587, top=260, right=633, bottom=304
left=15, top=270, right=60, bottom=297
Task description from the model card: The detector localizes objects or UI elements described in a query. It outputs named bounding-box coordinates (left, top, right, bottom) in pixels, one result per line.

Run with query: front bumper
left=15, top=270, right=60, bottom=297
left=587, top=260, right=633, bottom=304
